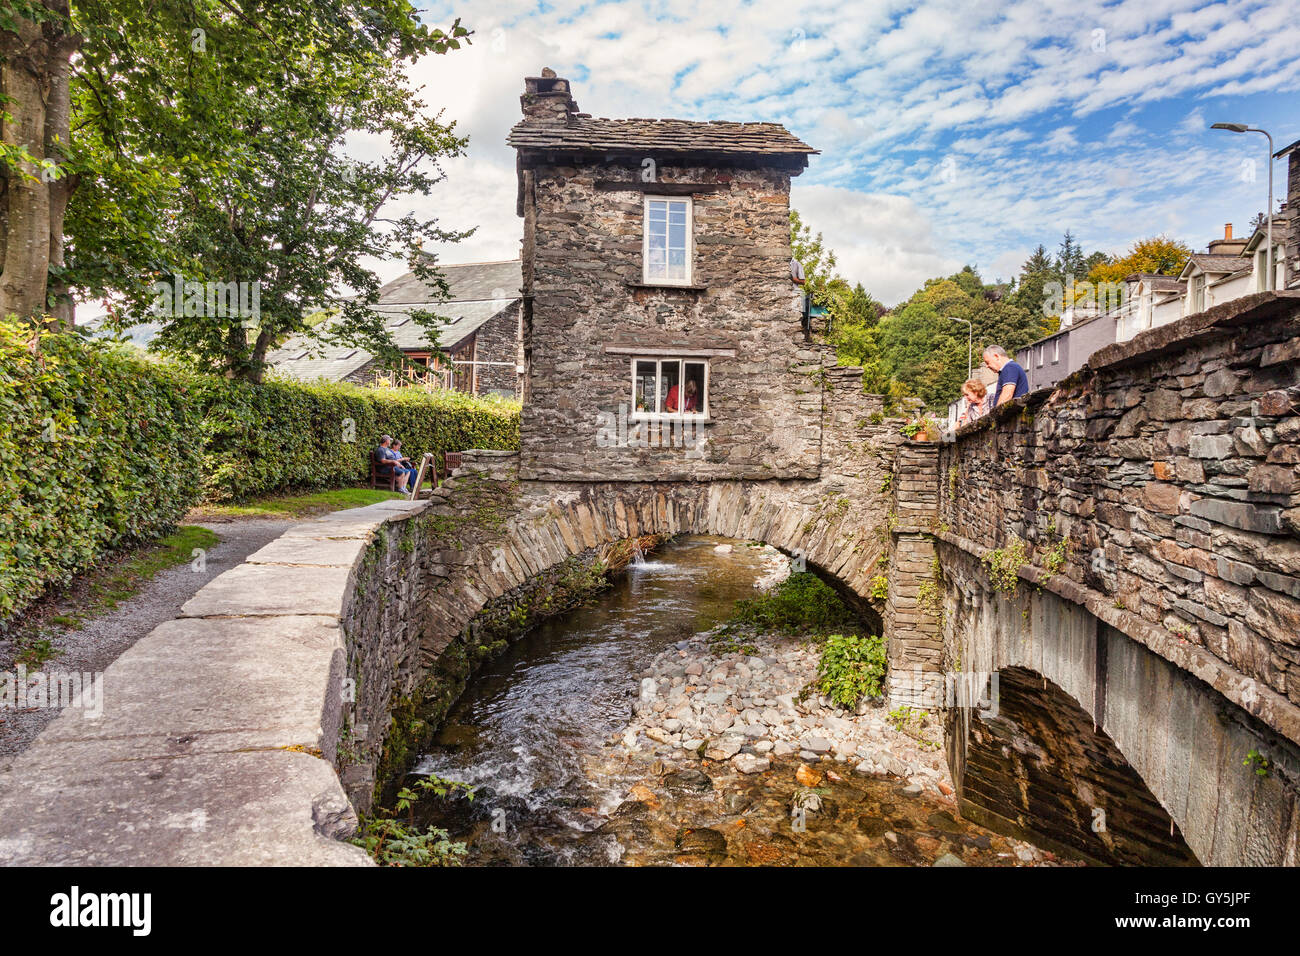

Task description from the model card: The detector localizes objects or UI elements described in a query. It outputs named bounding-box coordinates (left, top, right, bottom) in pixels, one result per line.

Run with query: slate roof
left=79, top=314, right=165, bottom=347
left=376, top=259, right=521, bottom=304
left=508, top=117, right=818, bottom=156
left=1126, top=272, right=1185, bottom=293
left=1184, top=254, right=1252, bottom=275
left=269, top=260, right=522, bottom=383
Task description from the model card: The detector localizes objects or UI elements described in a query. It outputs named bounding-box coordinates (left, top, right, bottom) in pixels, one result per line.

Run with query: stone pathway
left=0, top=517, right=297, bottom=762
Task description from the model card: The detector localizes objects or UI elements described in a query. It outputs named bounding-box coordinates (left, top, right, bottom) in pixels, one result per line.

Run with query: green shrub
left=198, top=376, right=519, bottom=501
left=816, top=633, right=887, bottom=707
left=0, top=318, right=520, bottom=622
left=0, top=321, right=206, bottom=622
left=728, top=572, right=862, bottom=637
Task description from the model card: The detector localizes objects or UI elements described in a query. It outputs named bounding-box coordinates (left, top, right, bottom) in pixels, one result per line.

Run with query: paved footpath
left=0, top=502, right=423, bottom=866
left=0, top=518, right=296, bottom=761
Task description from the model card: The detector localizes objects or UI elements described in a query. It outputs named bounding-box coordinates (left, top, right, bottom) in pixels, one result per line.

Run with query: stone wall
left=474, top=302, right=522, bottom=397
left=938, top=292, right=1300, bottom=732
left=883, top=441, right=945, bottom=706
left=1288, top=149, right=1299, bottom=293
left=517, top=156, right=823, bottom=482
left=938, top=543, right=1299, bottom=866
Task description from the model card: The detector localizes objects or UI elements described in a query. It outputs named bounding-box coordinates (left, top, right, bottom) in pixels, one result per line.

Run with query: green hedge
left=0, top=319, right=520, bottom=622
left=198, top=377, right=520, bottom=501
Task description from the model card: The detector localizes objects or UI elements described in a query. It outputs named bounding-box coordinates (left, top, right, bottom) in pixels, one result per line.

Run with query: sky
left=372, top=0, right=1300, bottom=305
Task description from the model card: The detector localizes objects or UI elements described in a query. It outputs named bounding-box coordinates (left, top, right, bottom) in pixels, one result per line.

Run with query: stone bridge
left=914, top=292, right=1300, bottom=866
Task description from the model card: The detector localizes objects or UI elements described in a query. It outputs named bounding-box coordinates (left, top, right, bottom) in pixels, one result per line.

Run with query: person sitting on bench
left=374, top=435, right=413, bottom=492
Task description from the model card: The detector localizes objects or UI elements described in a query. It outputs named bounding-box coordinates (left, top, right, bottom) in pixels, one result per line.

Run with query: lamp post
left=1212, top=123, right=1274, bottom=291
left=949, top=315, right=972, bottom=379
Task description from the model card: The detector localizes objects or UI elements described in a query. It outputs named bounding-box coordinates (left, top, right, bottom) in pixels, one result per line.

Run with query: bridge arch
left=418, top=451, right=892, bottom=665
left=939, top=542, right=1300, bottom=867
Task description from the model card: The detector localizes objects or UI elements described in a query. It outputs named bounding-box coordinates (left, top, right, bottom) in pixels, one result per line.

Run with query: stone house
left=269, top=259, right=523, bottom=397
left=509, top=70, right=819, bottom=481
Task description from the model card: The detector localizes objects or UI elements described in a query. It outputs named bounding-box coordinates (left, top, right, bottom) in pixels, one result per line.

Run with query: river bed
left=412, top=536, right=1061, bottom=866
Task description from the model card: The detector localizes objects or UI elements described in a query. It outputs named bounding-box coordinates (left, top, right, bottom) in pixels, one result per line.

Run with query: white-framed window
left=631, top=357, right=709, bottom=419
left=642, top=196, right=693, bottom=285
left=1052, top=338, right=1059, bottom=363
left=1037, top=346, right=1044, bottom=367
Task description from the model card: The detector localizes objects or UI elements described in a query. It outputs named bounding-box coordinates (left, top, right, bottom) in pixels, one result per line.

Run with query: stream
left=411, top=536, right=1054, bottom=866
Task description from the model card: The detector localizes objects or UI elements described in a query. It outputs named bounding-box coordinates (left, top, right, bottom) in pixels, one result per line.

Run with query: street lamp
left=949, top=315, right=972, bottom=379
left=1212, top=122, right=1274, bottom=291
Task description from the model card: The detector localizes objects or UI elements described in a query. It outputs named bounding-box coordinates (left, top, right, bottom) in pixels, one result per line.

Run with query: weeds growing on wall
left=352, top=776, right=475, bottom=866
left=983, top=536, right=1028, bottom=596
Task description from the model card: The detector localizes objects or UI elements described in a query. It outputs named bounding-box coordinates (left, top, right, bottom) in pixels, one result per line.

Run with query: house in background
left=1016, top=307, right=1116, bottom=393
left=269, top=259, right=523, bottom=397
left=1243, top=214, right=1290, bottom=293
left=1113, top=272, right=1186, bottom=342
left=1277, top=136, right=1300, bottom=291
left=1178, top=224, right=1252, bottom=318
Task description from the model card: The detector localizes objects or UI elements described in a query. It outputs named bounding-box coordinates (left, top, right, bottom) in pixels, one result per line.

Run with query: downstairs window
left=632, top=358, right=709, bottom=418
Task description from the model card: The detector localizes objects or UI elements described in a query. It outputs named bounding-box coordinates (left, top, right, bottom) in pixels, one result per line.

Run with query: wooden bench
left=369, top=454, right=399, bottom=491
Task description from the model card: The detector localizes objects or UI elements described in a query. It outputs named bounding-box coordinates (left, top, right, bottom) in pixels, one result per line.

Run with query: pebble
left=732, top=754, right=770, bottom=774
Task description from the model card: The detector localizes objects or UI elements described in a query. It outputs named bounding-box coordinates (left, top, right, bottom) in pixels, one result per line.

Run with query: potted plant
left=901, top=415, right=942, bottom=442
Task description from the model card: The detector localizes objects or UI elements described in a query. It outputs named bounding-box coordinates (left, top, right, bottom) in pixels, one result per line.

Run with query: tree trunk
left=44, top=2, right=79, bottom=328
left=0, top=1, right=78, bottom=325
left=0, top=13, right=51, bottom=320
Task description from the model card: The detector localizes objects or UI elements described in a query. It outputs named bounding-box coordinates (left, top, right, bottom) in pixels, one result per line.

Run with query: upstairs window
left=643, top=197, right=693, bottom=285
left=632, top=357, right=708, bottom=418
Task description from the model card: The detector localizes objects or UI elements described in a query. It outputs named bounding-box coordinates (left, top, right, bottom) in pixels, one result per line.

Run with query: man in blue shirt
left=982, top=345, right=1029, bottom=408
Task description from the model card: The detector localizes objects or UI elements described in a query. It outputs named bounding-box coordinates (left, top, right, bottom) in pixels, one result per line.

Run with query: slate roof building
left=509, top=68, right=821, bottom=482
left=268, top=259, right=523, bottom=397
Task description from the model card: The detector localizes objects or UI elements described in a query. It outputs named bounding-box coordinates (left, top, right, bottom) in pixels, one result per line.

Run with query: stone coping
left=935, top=529, right=1300, bottom=748
left=0, top=494, right=437, bottom=866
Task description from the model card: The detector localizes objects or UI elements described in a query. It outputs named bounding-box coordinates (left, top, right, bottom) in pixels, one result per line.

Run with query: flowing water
left=411, top=536, right=1052, bottom=867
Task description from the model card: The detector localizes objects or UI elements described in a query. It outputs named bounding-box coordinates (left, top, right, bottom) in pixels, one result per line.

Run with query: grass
left=188, top=487, right=405, bottom=520
left=43, top=525, right=221, bottom=632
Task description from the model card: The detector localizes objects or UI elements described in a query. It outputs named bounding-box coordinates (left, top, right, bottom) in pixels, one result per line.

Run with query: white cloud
left=393, top=0, right=1298, bottom=296
left=791, top=184, right=963, bottom=304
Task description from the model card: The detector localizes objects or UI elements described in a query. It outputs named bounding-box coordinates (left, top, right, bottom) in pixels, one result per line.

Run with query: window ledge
left=626, top=281, right=708, bottom=293
left=630, top=414, right=714, bottom=424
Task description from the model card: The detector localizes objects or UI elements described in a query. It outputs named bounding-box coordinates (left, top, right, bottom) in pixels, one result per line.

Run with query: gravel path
left=0, top=517, right=298, bottom=763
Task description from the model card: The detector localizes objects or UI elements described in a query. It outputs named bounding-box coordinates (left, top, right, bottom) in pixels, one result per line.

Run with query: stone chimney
left=520, top=68, right=580, bottom=125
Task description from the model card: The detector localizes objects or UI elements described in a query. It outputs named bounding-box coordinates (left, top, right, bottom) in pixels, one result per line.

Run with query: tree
left=1056, top=229, right=1086, bottom=284
left=0, top=0, right=79, bottom=324
left=56, top=2, right=470, bottom=383
left=1086, top=235, right=1192, bottom=291
left=790, top=208, right=841, bottom=307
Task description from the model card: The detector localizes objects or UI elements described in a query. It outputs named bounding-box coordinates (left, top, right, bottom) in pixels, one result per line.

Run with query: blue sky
left=393, top=0, right=1300, bottom=303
